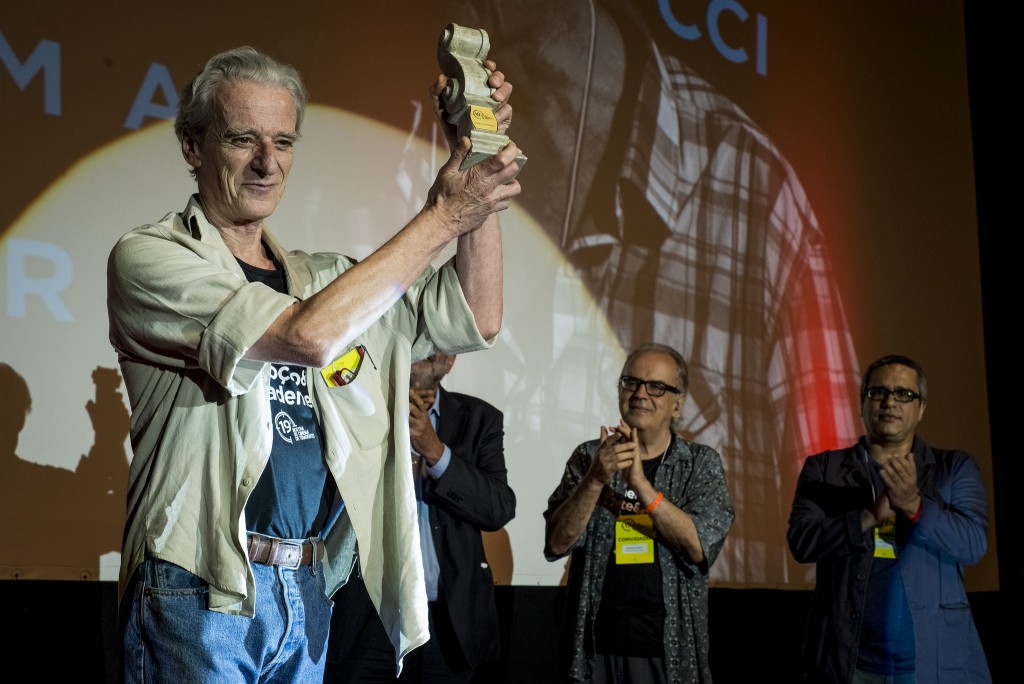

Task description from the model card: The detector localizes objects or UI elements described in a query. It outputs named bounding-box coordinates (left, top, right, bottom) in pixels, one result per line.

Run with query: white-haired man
left=107, top=46, right=520, bottom=682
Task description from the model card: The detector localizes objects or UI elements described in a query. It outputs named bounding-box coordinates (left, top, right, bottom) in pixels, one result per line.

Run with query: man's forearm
left=430, top=454, right=516, bottom=532
left=455, top=213, right=503, bottom=340
left=632, top=479, right=704, bottom=564
left=247, top=140, right=520, bottom=367
left=649, top=501, right=704, bottom=564
left=545, top=478, right=604, bottom=558
left=247, top=205, right=456, bottom=366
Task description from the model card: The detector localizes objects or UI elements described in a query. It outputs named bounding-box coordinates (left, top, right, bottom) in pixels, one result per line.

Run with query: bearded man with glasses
left=788, top=355, right=991, bottom=683
left=544, top=342, right=734, bottom=683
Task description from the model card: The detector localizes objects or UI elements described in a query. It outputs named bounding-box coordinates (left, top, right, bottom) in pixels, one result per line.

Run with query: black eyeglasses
left=618, top=375, right=682, bottom=398
left=865, top=387, right=921, bottom=403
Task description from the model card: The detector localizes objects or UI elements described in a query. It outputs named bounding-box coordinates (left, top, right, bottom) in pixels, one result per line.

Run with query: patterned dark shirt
left=545, top=437, right=735, bottom=683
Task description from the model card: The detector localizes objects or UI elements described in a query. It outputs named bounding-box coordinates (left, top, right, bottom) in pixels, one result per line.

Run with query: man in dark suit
left=325, top=351, right=516, bottom=683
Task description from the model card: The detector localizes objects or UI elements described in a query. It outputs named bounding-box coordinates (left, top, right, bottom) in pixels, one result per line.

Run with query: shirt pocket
left=319, top=347, right=390, bottom=451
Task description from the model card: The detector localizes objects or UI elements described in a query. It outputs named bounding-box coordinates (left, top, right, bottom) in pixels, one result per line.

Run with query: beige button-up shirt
left=107, top=196, right=490, bottom=662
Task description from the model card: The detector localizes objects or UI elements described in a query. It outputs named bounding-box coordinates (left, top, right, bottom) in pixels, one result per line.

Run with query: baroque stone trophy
left=437, top=23, right=527, bottom=176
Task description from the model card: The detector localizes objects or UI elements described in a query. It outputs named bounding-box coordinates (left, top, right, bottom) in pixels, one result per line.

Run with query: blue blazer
left=788, top=436, right=991, bottom=683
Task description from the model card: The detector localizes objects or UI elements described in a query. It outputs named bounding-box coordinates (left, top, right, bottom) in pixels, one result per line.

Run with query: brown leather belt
left=247, top=533, right=323, bottom=569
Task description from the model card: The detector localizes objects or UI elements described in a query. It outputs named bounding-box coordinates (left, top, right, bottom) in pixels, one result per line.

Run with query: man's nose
left=880, top=390, right=897, bottom=407
left=251, top=139, right=279, bottom=174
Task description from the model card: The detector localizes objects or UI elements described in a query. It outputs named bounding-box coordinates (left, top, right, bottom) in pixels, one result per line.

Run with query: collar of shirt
left=429, top=388, right=441, bottom=429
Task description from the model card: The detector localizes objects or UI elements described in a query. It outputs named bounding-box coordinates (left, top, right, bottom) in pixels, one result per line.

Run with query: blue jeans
left=122, top=555, right=333, bottom=683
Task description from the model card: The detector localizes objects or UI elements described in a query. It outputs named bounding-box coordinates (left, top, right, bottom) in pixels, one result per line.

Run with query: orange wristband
left=643, top=491, right=664, bottom=513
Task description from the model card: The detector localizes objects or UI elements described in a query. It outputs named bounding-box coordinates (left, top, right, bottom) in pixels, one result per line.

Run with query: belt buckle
left=276, top=539, right=304, bottom=569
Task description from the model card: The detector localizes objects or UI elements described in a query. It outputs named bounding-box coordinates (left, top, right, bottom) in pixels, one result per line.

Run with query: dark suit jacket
left=424, top=387, right=516, bottom=668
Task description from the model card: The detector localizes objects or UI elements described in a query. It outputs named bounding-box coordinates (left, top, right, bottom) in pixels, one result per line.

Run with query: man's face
left=861, top=363, right=926, bottom=447
left=410, top=352, right=456, bottom=392
left=183, top=81, right=298, bottom=229
left=618, top=351, right=683, bottom=436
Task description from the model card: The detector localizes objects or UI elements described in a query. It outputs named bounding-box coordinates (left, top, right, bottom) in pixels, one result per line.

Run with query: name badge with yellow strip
left=873, top=515, right=897, bottom=559
left=615, top=513, right=656, bottom=565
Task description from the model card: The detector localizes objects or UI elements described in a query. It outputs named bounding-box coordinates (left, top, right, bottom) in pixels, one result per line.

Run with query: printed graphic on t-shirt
left=269, top=365, right=314, bottom=405
left=615, top=484, right=657, bottom=564
left=245, top=362, right=327, bottom=537
left=268, top=364, right=317, bottom=441
left=620, top=487, right=643, bottom=515
left=274, top=411, right=316, bottom=444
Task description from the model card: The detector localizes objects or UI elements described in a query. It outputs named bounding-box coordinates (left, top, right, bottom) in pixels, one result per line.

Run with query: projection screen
left=0, top=0, right=995, bottom=590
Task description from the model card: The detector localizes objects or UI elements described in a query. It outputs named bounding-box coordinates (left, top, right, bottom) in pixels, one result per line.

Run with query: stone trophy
left=437, top=23, right=527, bottom=176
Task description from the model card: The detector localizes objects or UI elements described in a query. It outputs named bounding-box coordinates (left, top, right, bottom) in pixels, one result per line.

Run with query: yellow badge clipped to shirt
left=615, top=513, right=656, bottom=564
left=320, top=345, right=367, bottom=388
left=873, top=515, right=897, bottom=559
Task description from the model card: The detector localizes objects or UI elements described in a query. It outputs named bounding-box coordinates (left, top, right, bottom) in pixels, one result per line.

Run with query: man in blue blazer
left=326, top=351, right=516, bottom=683
left=788, top=355, right=991, bottom=683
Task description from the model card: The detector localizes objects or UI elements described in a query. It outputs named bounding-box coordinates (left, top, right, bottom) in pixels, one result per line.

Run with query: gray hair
left=622, top=341, right=690, bottom=394
left=621, top=342, right=689, bottom=433
left=174, top=46, right=307, bottom=144
left=860, top=354, right=928, bottom=403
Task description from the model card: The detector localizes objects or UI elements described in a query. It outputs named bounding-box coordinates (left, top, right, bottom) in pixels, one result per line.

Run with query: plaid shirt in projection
left=570, top=43, right=861, bottom=585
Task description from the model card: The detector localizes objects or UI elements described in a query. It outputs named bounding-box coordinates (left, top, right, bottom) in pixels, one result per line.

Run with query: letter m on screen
left=0, top=31, right=60, bottom=115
